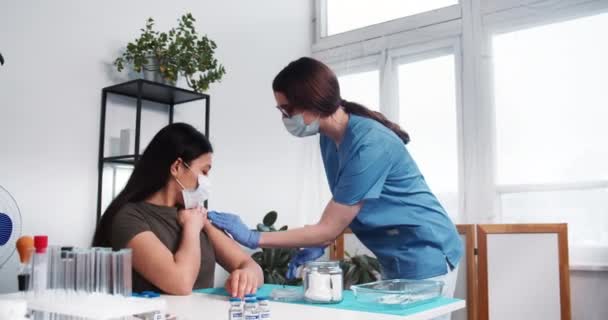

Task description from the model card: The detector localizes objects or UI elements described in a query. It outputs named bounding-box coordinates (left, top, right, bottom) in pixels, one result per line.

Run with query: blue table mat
left=195, top=284, right=461, bottom=316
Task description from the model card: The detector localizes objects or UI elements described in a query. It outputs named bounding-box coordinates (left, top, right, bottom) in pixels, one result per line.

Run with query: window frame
left=314, top=0, right=608, bottom=268
left=314, top=0, right=462, bottom=51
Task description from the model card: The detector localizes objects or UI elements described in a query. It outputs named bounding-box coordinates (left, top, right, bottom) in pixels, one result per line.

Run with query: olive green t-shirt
left=111, top=201, right=216, bottom=293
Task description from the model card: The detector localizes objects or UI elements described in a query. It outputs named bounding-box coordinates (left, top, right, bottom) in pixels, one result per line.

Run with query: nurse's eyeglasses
left=276, top=104, right=292, bottom=118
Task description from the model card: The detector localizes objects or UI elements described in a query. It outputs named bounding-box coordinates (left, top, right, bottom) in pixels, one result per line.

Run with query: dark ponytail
left=340, top=99, right=410, bottom=144
left=273, top=57, right=410, bottom=144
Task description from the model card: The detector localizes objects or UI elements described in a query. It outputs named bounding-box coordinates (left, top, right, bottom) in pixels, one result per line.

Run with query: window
left=315, top=0, right=608, bottom=266
left=493, top=12, right=608, bottom=247
left=337, top=70, right=380, bottom=111
left=397, top=54, right=459, bottom=219
left=326, top=0, right=459, bottom=36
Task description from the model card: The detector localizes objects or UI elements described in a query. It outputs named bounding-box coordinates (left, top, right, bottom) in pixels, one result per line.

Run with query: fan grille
left=0, top=185, right=22, bottom=268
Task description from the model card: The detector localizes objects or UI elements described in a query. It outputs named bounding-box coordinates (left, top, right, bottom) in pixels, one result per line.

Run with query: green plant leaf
left=286, top=277, right=303, bottom=286
left=264, top=271, right=275, bottom=284
left=354, top=255, right=371, bottom=270
left=359, top=270, right=372, bottom=285
left=262, top=248, right=277, bottom=266
left=263, top=211, right=277, bottom=227
left=257, top=223, right=271, bottom=232
left=367, top=256, right=381, bottom=272
left=251, top=251, right=263, bottom=265
left=343, top=263, right=356, bottom=284
left=271, top=270, right=286, bottom=285
left=277, top=249, right=291, bottom=266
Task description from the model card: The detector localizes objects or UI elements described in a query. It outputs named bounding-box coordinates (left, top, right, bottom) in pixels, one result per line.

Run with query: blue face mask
left=282, top=114, right=320, bottom=137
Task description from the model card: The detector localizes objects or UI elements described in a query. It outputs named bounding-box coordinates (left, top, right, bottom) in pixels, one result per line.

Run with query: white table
left=163, top=292, right=465, bottom=320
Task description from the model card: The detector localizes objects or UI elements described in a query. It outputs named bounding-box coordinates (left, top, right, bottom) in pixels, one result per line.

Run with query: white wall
left=0, top=0, right=313, bottom=292
left=571, top=271, right=608, bottom=320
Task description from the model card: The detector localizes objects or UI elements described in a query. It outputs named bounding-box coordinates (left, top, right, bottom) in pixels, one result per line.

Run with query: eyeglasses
left=276, top=104, right=291, bottom=118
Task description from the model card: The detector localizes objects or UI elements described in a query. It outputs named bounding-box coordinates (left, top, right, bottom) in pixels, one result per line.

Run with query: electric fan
left=0, top=185, right=22, bottom=269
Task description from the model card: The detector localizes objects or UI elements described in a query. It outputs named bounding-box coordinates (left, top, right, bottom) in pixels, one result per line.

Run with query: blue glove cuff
left=246, top=230, right=261, bottom=249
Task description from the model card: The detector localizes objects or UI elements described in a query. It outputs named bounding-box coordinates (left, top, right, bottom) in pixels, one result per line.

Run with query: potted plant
left=250, top=211, right=382, bottom=288
left=114, top=13, right=226, bottom=92
left=251, top=211, right=301, bottom=285
left=340, top=252, right=382, bottom=289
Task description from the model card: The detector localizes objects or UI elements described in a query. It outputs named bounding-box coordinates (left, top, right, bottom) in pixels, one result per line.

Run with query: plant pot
left=142, top=55, right=176, bottom=86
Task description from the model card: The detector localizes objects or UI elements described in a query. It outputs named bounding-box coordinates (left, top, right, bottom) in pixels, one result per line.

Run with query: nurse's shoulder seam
left=350, top=117, right=403, bottom=150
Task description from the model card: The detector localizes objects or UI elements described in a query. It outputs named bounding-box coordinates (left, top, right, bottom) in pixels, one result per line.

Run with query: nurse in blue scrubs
left=209, top=57, right=463, bottom=304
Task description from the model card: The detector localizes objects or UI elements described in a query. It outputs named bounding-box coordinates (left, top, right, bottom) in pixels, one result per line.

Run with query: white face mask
left=282, top=113, right=320, bottom=137
left=176, top=163, right=211, bottom=209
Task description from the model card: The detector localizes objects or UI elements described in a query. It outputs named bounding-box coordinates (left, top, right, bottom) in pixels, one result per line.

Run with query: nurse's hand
left=286, top=247, right=326, bottom=279
left=208, top=211, right=260, bottom=249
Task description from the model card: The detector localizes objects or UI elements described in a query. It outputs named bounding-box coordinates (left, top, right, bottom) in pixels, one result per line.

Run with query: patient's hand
left=177, top=206, right=207, bottom=232
left=225, top=266, right=262, bottom=298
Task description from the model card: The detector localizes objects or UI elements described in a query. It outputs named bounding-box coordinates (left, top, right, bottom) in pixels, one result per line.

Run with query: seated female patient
left=92, top=123, right=263, bottom=296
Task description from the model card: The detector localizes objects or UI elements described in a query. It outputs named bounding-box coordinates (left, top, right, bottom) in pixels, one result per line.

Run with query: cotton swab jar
left=302, top=261, right=343, bottom=303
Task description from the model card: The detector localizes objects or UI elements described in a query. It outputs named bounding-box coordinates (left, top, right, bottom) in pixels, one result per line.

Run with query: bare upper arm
left=204, top=222, right=252, bottom=271
left=127, top=231, right=186, bottom=294
left=318, top=199, right=362, bottom=238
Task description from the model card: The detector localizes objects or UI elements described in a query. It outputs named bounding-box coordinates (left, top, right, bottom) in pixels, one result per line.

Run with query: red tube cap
left=34, top=235, right=48, bottom=254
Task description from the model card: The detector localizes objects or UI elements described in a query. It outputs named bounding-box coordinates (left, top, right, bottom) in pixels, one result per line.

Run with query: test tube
left=88, top=248, right=98, bottom=293
left=121, top=249, right=132, bottom=297
left=74, top=249, right=88, bottom=292
left=112, top=249, right=132, bottom=296
left=63, top=251, right=75, bottom=293
left=96, top=248, right=112, bottom=294
left=47, top=246, right=61, bottom=290
left=112, top=251, right=121, bottom=295
left=32, top=236, right=49, bottom=295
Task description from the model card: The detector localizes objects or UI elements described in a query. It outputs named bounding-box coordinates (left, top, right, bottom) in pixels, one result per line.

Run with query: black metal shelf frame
left=97, top=79, right=210, bottom=223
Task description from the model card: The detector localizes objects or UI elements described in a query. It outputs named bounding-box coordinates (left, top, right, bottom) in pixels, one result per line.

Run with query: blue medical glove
left=286, top=247, right=326, bottom=279
left=208, top=211, right=260, bottom=249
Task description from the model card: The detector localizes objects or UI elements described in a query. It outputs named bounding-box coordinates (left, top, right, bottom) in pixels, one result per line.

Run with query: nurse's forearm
left=259, top=224, right=335, bottom=248
left=259, top=200, right=362, bottom=248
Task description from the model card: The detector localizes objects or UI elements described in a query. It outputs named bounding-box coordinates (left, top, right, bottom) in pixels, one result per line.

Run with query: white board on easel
left=477, top=224, right=571, bottom=320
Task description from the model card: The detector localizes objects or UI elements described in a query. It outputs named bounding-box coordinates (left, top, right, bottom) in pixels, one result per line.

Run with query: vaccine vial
left=229, top=298, right=243, bottom=320
left=243, top=298, right=259, bottom=320
left=257, top=296, right=270, bottom=319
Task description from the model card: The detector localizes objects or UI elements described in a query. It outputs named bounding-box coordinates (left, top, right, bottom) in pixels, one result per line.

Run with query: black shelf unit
left=97, top=79, right=210, bottom=223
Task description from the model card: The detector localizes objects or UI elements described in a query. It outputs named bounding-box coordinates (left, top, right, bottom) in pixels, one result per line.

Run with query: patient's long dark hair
left=92, top=123, right=213, bottom=247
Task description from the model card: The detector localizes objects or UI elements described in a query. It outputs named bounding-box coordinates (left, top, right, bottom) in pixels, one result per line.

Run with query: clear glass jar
left=303, top=261, right=343, bottom=303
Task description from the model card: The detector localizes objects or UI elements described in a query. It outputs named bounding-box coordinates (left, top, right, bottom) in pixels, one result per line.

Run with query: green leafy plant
left=114, top=13, right=226, bottom=92
left=340, top=252, right=382, bottom=289
left=251, top=211, right=301, bottom=285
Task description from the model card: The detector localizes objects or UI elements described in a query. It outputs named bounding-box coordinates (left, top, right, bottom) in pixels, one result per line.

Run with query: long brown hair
left=272, top=57, right=410, bottom=144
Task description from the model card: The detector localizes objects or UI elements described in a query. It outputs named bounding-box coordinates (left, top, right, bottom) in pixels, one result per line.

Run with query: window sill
left=569, top=264, right=608, bottom=272
left=569, top=245, right=608, bottom=271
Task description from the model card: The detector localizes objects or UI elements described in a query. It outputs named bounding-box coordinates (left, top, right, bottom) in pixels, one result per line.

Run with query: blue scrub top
left=320, top=114, right=463, bottom=280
